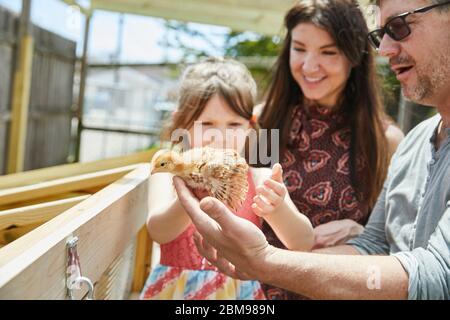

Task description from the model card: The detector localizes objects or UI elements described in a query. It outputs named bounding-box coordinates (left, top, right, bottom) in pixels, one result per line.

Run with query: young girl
left=140, top=57, right=313, bottom=300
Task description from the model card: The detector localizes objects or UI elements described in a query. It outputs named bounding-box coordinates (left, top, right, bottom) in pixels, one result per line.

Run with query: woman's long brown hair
left=259, top=0, right=389, bottom=207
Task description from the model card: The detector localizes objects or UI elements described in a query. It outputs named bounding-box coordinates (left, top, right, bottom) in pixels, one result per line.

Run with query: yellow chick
left=151, top=147, right=249, bottom=211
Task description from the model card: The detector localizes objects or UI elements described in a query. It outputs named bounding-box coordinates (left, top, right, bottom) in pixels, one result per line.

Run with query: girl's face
left=188, top=94, right=251, bottom=152
left=289, top=23, right=352, bottom=108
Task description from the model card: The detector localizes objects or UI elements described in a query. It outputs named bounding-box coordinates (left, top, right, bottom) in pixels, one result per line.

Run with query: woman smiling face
left=289, top=23, right=353, bottom=109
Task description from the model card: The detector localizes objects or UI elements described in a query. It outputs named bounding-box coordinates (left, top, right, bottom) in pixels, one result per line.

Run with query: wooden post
left=74, top=14, right=91, bottom=162
left=7, top=0, right=33, bottom=173
left=131, top=226, right=152, bottom=293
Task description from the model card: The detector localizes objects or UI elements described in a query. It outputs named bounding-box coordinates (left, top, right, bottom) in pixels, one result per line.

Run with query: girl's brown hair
left=259, top=0, right=389, bottom=207
left=161, top=57, right=258, bottom=145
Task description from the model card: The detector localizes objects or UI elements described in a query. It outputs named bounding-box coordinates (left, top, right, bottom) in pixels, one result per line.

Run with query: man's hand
left=173, top=176, right=272, bottom=280
left=174, top=177, right=409, bottom=299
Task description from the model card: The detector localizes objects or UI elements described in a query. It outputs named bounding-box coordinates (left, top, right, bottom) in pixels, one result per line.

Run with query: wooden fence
left=0, top=6, right=76, bottom=174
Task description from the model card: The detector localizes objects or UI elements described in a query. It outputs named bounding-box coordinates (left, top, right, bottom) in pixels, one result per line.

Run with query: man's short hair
left=371, top=0, right=450, bottom=12
left=431, top=0, right=450, bottom=11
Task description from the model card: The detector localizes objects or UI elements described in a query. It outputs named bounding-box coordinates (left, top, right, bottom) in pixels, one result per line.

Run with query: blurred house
left=80, top=65, right=179, bottom=162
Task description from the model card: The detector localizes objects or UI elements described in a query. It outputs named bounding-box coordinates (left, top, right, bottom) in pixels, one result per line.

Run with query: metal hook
left=66, top=236, right=95, bottom=300
left=69, top=276, right=95, bottom=300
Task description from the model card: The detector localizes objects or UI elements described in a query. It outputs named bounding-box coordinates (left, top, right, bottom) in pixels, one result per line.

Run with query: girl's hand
left=251, top=163, right=287, bottom=218
left=312, top=219, right=365, bottom=249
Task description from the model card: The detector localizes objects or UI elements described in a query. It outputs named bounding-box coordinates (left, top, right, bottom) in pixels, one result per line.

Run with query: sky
left=0, top=0, right=230, bottom=63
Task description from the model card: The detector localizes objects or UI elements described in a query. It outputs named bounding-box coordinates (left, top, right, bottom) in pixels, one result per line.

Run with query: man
left=173, top=0, right=450, bottom=299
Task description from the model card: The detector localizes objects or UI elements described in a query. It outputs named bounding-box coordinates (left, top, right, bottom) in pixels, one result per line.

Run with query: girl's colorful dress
left=140, top=171, right=266, bottom=300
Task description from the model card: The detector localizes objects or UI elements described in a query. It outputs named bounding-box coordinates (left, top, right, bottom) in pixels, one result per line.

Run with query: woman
left=256, top=0, right=404, bottom=299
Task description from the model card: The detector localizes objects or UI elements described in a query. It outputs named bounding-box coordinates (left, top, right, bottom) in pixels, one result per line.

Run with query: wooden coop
left=0, top=150, right=156, bottom=299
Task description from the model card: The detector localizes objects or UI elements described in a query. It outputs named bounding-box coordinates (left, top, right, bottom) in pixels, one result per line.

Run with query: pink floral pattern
left=303, top=150, right=331, bottom=173
left=281, top=150, right=296, bottom=168
left=332, top=127, right=351, bottom=149
left=311, top=209, right=339, bottom=226
left=310, top=119, right=329, bottom=139
left=298, top=131, right=310, bottom=152
left=339, top=185, right=359, bottom=212
left=337, top=152, right=350, bottom=175
left=283, top=170, right=303, bottom=192
left=304, top=181, right=333, bottom=206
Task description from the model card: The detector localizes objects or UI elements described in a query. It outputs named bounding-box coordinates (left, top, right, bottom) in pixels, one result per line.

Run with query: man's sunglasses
left=368, top=0, right=450, bottom=50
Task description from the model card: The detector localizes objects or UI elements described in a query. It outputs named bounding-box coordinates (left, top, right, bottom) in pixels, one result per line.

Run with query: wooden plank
left=0, top=192, right=91, bottom=211
left=93, top=0, right=294, bottom=16
left=0, top=7, right=17, bottom=46
left=25, top=26, right=76, bottom=171
left=0, top=195, right=90, bottom=231
left=84, top=0, right=372, bottom=36
left=0, top=222, right=43, bottom=247
left=0, top=164, right=150, bottom=299
left=0, top=149, right=155, bottom=190
left=95, top=242, right=135, bottom=300
left=60, top=0, right=92, bottom=16
left=32, top=25, right=77, bottom=62
left=0, top=165, right=138, bottom=206
left=91, top=0, right=289, bottom=36
left=0, top=5, right=77, bottom=175
left=7, top=35, right=34, bottom=173
left=131, top=226, right=152, bottom=292
left=0, top=35, right=14, bottom=112
left=0, top=164, right=140, bottom=207
left=74, top=14, right=90, bottom=163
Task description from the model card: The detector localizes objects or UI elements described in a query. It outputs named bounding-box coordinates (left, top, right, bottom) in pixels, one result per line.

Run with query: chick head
left=151, top=149, right=183, bottom=174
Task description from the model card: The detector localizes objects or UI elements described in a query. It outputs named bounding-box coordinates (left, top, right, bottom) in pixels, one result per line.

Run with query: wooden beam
left=0, top=164, right=140, bottom=207
left=7, top=0, right=34, bottom=173
left=5, top=36, right=33, bottom=173
left=0, top=164, right=149, bottom=299
left=0, top=222, right=42, bottom=247
left=131, top=226, right=152, bottom=292
left=0, top=192, right=91, bottom=211
left=74, top=14, right=91, bottom=162
left=95, top=243, right=135, bottom=299
left=0, top=149, right=155, bottom=190
left=61, top=0, right=374, bottom=35
left=91, top=0, right=291, bottom=36
left=92, top=0, right=296, bottom=16
left=0, top=195, right=90, bottom=231
left=60, top=0, right=92, bottom=16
